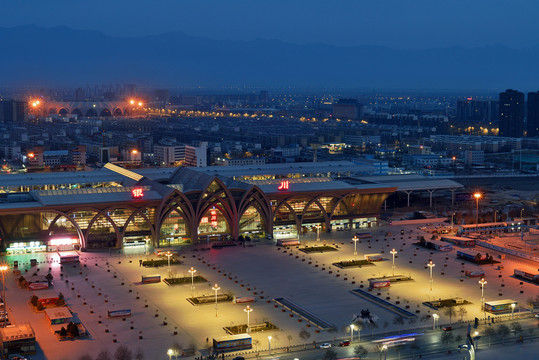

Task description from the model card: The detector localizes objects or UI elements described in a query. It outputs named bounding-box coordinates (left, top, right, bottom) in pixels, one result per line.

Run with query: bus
left=514, top=269, right=539, bottom=283
left=276, top=239, right=300, bottom=246
left=456, top=249, right=487, bottom=262
left=57, top=251, right=79, bottom=263
left=429, top=240, right=453, bottom=252
left=213, top=334, right=252, bottom=353
left=484, top=299, right=518, bottom=314
left=141, top=275, right=161, bottom=284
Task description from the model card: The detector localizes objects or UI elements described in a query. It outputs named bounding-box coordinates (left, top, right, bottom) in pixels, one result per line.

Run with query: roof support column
left=427, top=189, right=436, bottom=208
left=403, top=190, right=413, bottom=207
left=450, top=189, right=456, bottom=207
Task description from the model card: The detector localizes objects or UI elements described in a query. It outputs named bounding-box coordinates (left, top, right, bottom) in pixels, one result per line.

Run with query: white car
left=319, top=343, right=332, bottom=349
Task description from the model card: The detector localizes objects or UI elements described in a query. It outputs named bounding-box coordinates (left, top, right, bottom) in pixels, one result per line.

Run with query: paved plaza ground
left=2, top=220, right=537, bottom=360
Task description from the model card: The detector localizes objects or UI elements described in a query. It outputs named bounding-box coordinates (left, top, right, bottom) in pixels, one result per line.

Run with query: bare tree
left=497, top=324, right=510, bottom=344
left=134, top=348, right=145, bottom=360
left=457, top=306, right=468, bottom=321
left=483, top=326, right=496, bottom=347
left=443, top=307, right=456, bottom=326
left=323, top=348, right=337, bottom=360
left=353, top=345, right=368, bottom=359
left=441, top=331, right=453, bottom=349
left=114, top=346, right=133, bottom=360
left=299, top=329, right=311, bottom=349
left=287, top=334, right=293, bottom=347
left=511, top=322, right=523, bottom=336
left=96, top=350, right=113, bottom=360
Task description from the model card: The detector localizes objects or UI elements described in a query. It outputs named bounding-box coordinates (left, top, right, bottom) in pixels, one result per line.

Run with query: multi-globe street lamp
left=315, top=224, right=321, bottom=241
left=478, top=277, right=487, bottom=310
left=511, top=303, right=516, bottom=319
left=350, top=324, right=354, bottom=342
left=390, top=248, right=397, bottom=276
left=352, top=235, right=359, bottom=256
left=244, top=305, right=253, bottom=333
left=212, top=284, right=220, bottom=317
left=427, top=260, right=435, bottom=291
left=432, top=313, right=439, bottom=330
left=165, top=251, right=173, bottom=273
left=268, top=336, right=272, bottom=355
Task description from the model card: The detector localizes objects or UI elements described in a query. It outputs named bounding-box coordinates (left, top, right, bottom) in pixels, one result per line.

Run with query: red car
left=339, top=340, right=351, bottom=347
left=443, top=326, right=452, bottom=331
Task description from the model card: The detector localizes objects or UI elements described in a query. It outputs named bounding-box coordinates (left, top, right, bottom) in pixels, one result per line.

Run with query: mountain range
left=1, top=25, right=539, bottom=90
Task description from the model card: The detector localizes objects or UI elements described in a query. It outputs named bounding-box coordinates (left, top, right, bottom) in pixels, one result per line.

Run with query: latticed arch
left=301, top=198, right=329, bottom=224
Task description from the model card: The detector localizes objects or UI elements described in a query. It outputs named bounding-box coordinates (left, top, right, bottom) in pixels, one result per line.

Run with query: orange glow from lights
left=131, top=149, right=138, bottom=154
left=28, top=153, right=35, bottom=158
left=473, top=192, right=481, bottom=200
left=130, top=100, right=135, bottom=105
left=138, top=102, right=143, bottom=107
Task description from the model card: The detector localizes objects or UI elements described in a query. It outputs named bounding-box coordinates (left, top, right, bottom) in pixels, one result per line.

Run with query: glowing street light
left=432, top=313, right=439, bottom=330
left=352, top=235, right=359, bottom=256
left=451, top=212, right=456, bottom=230
left=478, top=278, right=487, bottom=310
left=0, top=264, right=7, bottom=327
left=427, top=260, right=435, bottom=291
left=212, top=284, right=220, bottom=317
left=165, top=251, right=173, bottom=273
left=138, top=101, right=143, bottom=107
left=130, top=100, right=135, bottom=105
left=315, top=224, right=321, bottom=241
left=382, top=344, right=388, bottom=360
left=390, top=248, right=397, bottom=276
left=268, top=335, right=272, bottom=355
left=350, top=324, right=354, bottom=342
left=188, top=267, right=196, bottom=289
left=244, top=305, right=253, bottom=333
left=167, top=349, right=173, bottom=360
left=511, top=303, right=516, bottom=319
left=473, top=192, right=482, bottom=230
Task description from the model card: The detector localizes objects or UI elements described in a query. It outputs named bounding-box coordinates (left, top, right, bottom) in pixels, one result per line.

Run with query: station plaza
left=0, top=162, right=536, bottom=360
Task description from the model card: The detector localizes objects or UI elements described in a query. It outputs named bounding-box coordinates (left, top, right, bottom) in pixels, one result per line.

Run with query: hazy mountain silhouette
left=2, top=25, right=538, bottom=90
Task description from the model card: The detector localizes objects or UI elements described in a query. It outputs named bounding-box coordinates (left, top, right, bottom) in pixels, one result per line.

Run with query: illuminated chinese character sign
left=278, top=180, right=289, bottom=191
left=210, top=210, right=218, bottom=228
left=132, top=188, right=144, bottom=198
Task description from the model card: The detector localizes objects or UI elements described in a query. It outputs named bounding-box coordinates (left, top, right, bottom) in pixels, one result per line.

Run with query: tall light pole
left=520, top=208, right=524, bottom=219
left=511, top=303, right=516, bottom=320
left=382, top=344, right=388, bottom=360
left=0, top=264, right=7, bottom=327
left=478, top=278, right=487, bottom=310
left=451, top=212, right=456, bottom=231
left=165, top=251, right=173, bottom=274
left=167, top=349, right=173, bottom=360
left=473, top=192, right=482, bottom=230
left=352, top=235, right=359, bottom=256
left=315, top=225, right=321, bottom=241
left=244, top=305, right=253, bottom=333
left=427, top=260, right=435, bottom=291
left=188, top=267, right=196, bottom=287
left=350, top=324, right=354, bottom=342
left=268, top=336, right=272, bottom=355
left=212, top=284, right=220, bottom=317
left=432, top=313, right=439, bottom=330
left=493, top=210, right=498, bottom=223
left=390, top=248, right=397, bottom=276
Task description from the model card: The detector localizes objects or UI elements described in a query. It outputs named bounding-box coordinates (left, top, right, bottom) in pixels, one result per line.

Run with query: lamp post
left=244, top=305, right=253, bottom=333
left=188, top=267, right=196, bottom=287
left=165, top=251, right=173, bottom=274
left=451, top=212, right=456, bottom=231
left=350, top=324, right=354, bottom=342
left=167, top=349, right=173, bottom=360
left=268, top=336, right=272, bottom=355
left=473, top=331, right=479, bottom=350
left=352, top=235, right=359, bottom=256
left=520, top=208, right=524, bottom=219
left=427, top=260, right=435, bottom=291
left=0, top=264, right=7, bottom=327
left=382, top=344, right=388, bottom=360
left=315, top=225, right=321, bottom=241
left=473, top=192, right=481, bottom=230
left=212, top=284, right=220, bottom=317
left=478, top=278, right=487, bottom=310
left=511, top=303, right=516, bottom=319
left=390, top=248, right=397, bottom=276
left=432, top=313, right=439, bottom=330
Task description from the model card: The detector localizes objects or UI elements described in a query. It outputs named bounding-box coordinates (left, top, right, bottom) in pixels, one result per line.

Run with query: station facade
left=0, top=162, right=396, bottom=252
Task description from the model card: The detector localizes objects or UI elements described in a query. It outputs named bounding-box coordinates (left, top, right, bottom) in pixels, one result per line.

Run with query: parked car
left=319, top=343, right=332, bottom=349
left=443, top=326, right=453, bottom=331
left=339, top=340, right=351, bottom=347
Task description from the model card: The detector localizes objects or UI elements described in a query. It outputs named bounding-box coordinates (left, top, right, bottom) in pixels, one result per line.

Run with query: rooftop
left=0, top=324, right=35, bottom=341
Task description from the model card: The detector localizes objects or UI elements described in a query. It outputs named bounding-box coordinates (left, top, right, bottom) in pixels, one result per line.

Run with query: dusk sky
left=3, top=0, right=539, bottom=49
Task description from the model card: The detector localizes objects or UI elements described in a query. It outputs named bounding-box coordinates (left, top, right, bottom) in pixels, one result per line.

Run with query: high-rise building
left=527, top=91, right=539, bottom=137
left=499, top=89, right=524, bottom=137
left=456, top=99, right=498, bottom=123
left=0, top=99, right=28, bottom=123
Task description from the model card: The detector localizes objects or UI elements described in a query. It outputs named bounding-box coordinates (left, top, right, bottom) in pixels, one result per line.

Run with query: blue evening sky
left=2, top=0, right=538, bottom=49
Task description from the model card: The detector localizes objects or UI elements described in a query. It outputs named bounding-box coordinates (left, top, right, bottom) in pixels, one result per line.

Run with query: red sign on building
left=132, top=188, right=144, bottom=198
left=278, top=180, right=289, bottom=191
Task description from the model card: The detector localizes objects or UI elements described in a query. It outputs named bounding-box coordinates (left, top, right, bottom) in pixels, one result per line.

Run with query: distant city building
left=332, top=99, right=362, bottom=120
left=499, top=89, right=524, bottom=137
left=0, top=99, right=28, bottom=123
left=27, top=147, right=44, bottom=167
left=154, top=143, right=207, bottom=167
left=70, top=146, right=87, bottom=166
left=407, top=145, right=431, bottom=155
left=217, top=157, right=266, bottom=166
left=464, top=150, right=485, bottom=165
left=527, top=91, right=539, bottom=137
left=456, top=98, right=498, bottom=123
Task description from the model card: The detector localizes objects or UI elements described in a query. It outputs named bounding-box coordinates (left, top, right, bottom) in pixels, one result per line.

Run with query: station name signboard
left=277, top=180, right=289, bottom=191
left=132, top=188, right=144, bottom=199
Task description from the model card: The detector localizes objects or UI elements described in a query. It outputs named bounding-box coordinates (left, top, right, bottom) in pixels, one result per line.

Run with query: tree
left=299, top=329, right=311, bottom=348
left=497, top=324, right=510, bottom=344
left=441, top=331, right=453, bottom=348
left=59, top=327, right=67, bottom=337
left=483, top=327, right=496, bottom=347
left=353, top=345, right=368, bottom=359
left=511, top=322, right=523, bottom=335
left=253, top=339, right=260, bottom=351
left=457, top=306, right=468, bottom=321
left=134, top=348, right=145, bottom=360
left=323, top=349, right=337, bottom=360
left=114, top=345, right=133, bottom=360
left=30, top=295, right=38, bottom=307
left=36, top=302, right=45, bottom=311
left=287, top=334, right=293, bottom=346
left=67, top=322, right=79, bottom=337
left=443, top=306, right=456, bottom=326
